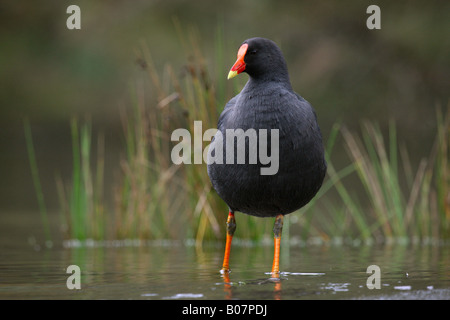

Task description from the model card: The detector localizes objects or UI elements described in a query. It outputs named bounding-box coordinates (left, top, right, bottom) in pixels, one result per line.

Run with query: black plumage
left=207, top=37, right=326, bottom=218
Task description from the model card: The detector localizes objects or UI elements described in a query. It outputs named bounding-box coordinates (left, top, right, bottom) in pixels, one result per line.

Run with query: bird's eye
left=249, top=50, right=257, bottom=55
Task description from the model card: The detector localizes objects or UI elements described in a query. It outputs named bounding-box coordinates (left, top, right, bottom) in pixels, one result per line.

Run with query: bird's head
left=227, top=37, right=289, bottom=82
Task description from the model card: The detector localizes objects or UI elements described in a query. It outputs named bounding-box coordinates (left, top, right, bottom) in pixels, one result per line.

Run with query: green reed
left=24, top=118, right=51, bottom=243
left=293, top=107, right=449, bottom=243
left=55, top=119, right=106, bottom=240
left=338, top=108, right=449, bottom=241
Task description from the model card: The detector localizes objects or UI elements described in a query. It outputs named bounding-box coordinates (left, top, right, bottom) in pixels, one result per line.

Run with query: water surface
left=1, top=236, right=449, bottom=300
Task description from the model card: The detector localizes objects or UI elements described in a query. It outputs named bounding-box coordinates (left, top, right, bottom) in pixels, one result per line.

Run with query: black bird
left=207, top=37, right=326, bottom=276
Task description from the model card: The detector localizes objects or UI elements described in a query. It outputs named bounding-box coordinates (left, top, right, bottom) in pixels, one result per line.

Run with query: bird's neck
left=246, top=73, right=292, bottom=91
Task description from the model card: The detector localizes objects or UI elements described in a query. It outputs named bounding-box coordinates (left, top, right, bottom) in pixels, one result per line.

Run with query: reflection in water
left=0, top=238, right=449, bottom=299
left=273, top=279, right=282, bottom=300
left=221, top=271, right=232, bottom=300
left=221, top=270, right=283, bottom=300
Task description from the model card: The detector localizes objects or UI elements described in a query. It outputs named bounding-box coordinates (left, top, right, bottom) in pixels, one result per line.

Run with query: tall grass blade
left=24, top=119, right=52, bottom=244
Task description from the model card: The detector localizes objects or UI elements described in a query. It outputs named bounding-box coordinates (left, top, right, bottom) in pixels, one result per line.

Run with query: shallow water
left=1, top=211, right=449, bottom=300
left=1, top=237, right=449, bottom=300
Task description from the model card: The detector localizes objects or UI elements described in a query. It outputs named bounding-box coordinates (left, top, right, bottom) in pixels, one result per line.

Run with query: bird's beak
left=227, top=43, right=248, bottom=79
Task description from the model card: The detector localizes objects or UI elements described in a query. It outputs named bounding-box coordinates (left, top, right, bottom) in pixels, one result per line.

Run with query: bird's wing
left=217, top=95, right=238, bottom=130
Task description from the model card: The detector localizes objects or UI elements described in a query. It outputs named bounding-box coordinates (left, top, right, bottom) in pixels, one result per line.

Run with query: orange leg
left=271, top=214, right=284, bottom=277
left=221, top=211, right=236, bottom=273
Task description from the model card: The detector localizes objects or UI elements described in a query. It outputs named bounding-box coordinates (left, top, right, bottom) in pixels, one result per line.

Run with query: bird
left=207, top=37, right=326, bottom=277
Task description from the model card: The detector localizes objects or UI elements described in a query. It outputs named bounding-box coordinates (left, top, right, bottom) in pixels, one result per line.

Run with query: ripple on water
left=163, top=293, right=204, bottom=299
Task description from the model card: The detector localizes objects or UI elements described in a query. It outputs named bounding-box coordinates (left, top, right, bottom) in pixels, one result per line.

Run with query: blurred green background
left=0, top=0, right=448, bottom=220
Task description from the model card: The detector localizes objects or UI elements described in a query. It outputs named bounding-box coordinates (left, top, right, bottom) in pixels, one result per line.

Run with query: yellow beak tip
left=227, top=70, right=238, bottom=80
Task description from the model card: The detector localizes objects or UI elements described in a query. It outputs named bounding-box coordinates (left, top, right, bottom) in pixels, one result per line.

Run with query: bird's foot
left=220, top=268, right=231, bottom=275
left=270, top=270, right=281, bottom=279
